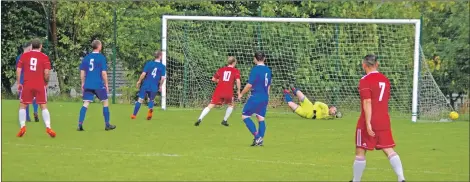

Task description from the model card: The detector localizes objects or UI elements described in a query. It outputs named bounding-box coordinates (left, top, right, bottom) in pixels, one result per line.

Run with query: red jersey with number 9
left=213, top=66, right=240, bottom=95
left=17, top=50, right=51, bottom=87
left=357, top=71, right=391, bottom=131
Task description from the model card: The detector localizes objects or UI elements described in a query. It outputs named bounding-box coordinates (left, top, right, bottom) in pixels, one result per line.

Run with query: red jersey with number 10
left=357, top=71, right=391, bottom=131
left=213, top=66, right=240, bottom=95
left=17, top=50, right=51, bottom=87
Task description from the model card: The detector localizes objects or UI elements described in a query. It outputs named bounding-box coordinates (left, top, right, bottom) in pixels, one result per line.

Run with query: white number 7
left=379, top=82, right=385, bottom=101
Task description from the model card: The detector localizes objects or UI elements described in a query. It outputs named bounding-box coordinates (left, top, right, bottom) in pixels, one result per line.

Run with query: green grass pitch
left=1, top=99, right=469, bottom=181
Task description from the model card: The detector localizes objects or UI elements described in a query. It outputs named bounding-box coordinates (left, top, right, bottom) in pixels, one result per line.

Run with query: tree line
left=1, top=1, right=468, bottom=109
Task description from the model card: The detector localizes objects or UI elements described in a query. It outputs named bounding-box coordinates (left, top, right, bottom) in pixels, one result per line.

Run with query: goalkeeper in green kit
left=283, top=84, right=341, bottom=119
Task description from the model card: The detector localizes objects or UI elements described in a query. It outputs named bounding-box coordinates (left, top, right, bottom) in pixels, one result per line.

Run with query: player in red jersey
left=16, top=39, right=56, bottom=138
left=195, top=56, right=241, bottom=127
left=351, top=55, right=405, bottom=182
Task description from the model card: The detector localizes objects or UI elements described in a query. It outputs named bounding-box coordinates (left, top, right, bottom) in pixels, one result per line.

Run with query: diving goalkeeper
left=283, top=84, right=341, bottom=119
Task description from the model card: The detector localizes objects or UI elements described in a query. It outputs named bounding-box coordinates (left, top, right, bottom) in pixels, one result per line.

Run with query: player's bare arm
left=159, top=76, right=166, bottom=92
left=102, top=71, right=109, bottom=93
left=16, top=67, right=22, bottom=87
left=80, top=70, right=86, bottom=90
left=239, top=83, right=252, bottom=100
left=211, top=77, right=219, bottom=83
left=44, top=69, right=50, bottom=85
left=136, top=72, right=147, bottom=88
left=363, top=98, right=374, bottom=137
left=236, top=78, right=241, bottom=95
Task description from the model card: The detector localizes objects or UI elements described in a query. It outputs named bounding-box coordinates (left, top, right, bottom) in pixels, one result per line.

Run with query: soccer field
left=1, top=100, right=468, bottom=181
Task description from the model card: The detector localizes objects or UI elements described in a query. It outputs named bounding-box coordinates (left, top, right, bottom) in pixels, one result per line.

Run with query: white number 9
left=30, top=58, right=37, bottom=71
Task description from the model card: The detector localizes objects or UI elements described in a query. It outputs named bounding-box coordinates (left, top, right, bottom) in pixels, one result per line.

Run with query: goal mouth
left=161, top=16, right=453, bottom=122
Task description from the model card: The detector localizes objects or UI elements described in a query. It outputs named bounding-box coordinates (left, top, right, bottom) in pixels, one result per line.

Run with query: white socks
left=352, top=156, right=366, bottom=182
left=19, top=109, right=26, bottom=127
left=352, top=154, right=405, bottom=182
left=389, top=153, right=405, bottom=181
left=223, top=107, right=234, bottom=121
left=42, top=109, right=51, bottom=128
left=198, top=107, right=211, bottom=120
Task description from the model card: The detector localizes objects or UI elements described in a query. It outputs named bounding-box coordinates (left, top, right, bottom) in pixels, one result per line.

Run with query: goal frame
left=161, top=15, right=421, bottom=122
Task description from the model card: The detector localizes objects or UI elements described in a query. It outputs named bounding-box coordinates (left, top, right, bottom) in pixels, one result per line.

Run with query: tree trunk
left=50, top=0, right=67, bottom=96
left=1, top=71, right=13, bottom=95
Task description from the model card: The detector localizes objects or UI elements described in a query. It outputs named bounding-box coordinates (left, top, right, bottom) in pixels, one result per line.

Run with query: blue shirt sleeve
left=247, top=68, right=256, bottom=85
left=79, top=59, right=87, bottom=71
left=16, top=55, right=21, bottom=66
left=143, top=62, right=150, bottom=73
left=100, top=55, right=107, bottom=71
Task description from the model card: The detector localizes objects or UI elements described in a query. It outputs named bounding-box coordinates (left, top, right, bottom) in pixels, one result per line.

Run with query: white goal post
left=161, top=15, right=447, bottom=122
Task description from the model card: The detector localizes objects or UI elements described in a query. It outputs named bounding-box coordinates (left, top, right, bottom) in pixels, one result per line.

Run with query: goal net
left=162, top=16, right=453, bottom=122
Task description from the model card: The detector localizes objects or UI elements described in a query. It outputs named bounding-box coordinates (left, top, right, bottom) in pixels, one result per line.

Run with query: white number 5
left=379, top=82, right=385, bottom=101
left=30, top=58, right=37, bottom=71
left=264, top=73, right=268, bottom=87
left=89, top=59, right=94, bottom=71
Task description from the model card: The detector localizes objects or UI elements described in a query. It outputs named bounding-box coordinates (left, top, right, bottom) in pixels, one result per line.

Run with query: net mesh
left=165, top=19, right=453, bottom=121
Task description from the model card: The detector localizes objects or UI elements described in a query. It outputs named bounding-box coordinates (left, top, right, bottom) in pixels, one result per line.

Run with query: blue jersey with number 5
left=248, top=64, right=272, bottom=101
left=80, top=52, right=107, bottom=89
left=141, top=60, right=166, bottom=92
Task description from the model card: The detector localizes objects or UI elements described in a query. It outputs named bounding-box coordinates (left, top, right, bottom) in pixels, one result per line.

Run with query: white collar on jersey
left=154, top=59, right=161, bottom=62
left=361, top=71, right=380, bottom=79
left=256, top=63, right=265, bottom=66
left=92, top=51, right=100, bottom=53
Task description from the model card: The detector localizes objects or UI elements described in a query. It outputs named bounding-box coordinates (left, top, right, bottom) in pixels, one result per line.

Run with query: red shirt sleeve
left=234, top=69, right=241, bottom=80
left=43, top=56, right=51, bottom=70
left=213, top=68, right=221, bottom=79
left=359, top=79, right=371, bottom=100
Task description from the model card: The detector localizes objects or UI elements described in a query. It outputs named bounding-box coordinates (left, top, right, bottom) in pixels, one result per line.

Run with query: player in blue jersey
left=16, top=42, right=40, bottom=122
left=238, top=52, right=272, bottom=146
left=77, top=40, right=116, bottom=131
left=131, top=51, right=166, bottom=120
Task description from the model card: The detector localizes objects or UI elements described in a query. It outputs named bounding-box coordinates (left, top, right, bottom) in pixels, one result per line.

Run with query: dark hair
left=254, top=51, right=265, bottom=62
left=363, top=54, right=378, bottom=67
left=91, top=40, right=101, bottom=49
left=154, top=50, right=162, bottom=58
left=22, top=42, right=32, bottom=49
left=31, top=38, right=42, bottom=49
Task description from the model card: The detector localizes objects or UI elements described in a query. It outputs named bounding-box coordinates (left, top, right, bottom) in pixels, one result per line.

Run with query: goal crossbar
left=161, top=15, right=421, bottom=122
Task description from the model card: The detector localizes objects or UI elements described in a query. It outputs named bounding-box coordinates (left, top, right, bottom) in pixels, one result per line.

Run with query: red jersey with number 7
left=213, top=66, right=240, bottom=95
left=357, top=71, right=391, bottom=131
left=17, top=50, right=51, bottom=87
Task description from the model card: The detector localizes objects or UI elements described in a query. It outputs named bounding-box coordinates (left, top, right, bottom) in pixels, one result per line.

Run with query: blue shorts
left=242, top=97, right=268, bottom=117
left=83, top=89, right=108, bottom=101
left=138, top=89, right=158, bottom=101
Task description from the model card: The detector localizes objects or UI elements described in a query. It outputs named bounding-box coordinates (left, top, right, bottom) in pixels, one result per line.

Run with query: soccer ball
left=449, top=111, right=459, bottom=120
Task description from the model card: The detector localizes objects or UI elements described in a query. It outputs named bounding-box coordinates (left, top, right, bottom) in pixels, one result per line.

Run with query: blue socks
left=32, top=99, right=38, bottom=114
left=148, top=101, right=154, bottom=110
left=78, top=106, right=87, bottom=126
left=258, top=121, right=266, bottom=137
left=103, top=107, right=110, bottom=126
left=133, top=102, right=141, bottom=116
left=243, top=118, right=260, bottom=138
left=25, top=105, right=31, bottom=121
left=284, top=93, right=293, bottom=102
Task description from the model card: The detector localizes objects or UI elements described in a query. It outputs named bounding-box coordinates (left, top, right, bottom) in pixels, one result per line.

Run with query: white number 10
left=379, top=82, right=385, bottom=101
left=222, top=71, right=231, bottom=82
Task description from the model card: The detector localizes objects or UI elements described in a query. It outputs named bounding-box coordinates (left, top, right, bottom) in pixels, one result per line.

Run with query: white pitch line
left=4, top=143, right=468, bottom=177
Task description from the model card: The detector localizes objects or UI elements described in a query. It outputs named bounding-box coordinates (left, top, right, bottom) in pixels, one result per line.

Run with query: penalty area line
left=5, top=143, right=467, bottom=177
